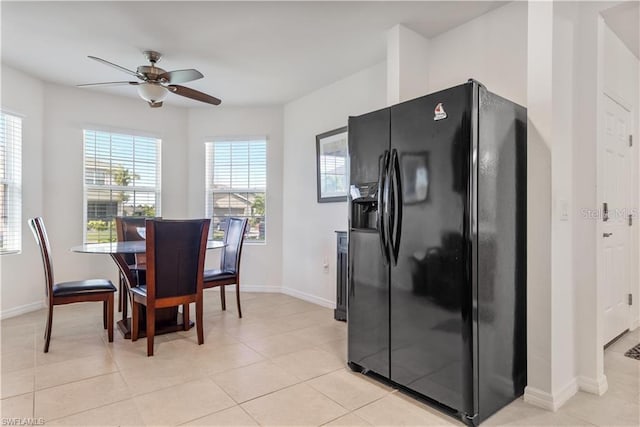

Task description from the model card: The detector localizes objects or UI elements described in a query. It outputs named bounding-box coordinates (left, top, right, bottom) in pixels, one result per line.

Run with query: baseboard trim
left=0, top=300, right=45, bottom=320
left=524, top=386, right=555, bottom=411
left=236, top=285, right=282, bottom=293
left=1, top=286, right=332, bottom=320
left=524, top=379, right=578, bottom=412
left=281, top=287, right=335, bottom=309
left=577, top=375, right=608, bottom=395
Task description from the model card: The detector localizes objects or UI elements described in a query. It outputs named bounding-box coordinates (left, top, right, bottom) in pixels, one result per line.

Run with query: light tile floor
left=1, top=291, right=638, bottom=426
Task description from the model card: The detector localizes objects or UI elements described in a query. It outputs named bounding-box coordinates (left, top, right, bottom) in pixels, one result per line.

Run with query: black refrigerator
left=347, top=80, right=526, bottom=426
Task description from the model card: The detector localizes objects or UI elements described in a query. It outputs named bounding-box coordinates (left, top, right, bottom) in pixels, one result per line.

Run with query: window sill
left=0, top=250, right=21, bottom=256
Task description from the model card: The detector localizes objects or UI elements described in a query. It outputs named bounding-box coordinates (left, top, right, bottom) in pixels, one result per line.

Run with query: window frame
left=82, top=128, right=162, bottom=243
left=0, top=110, right=23, bottom=255
left=205, top=136, right=268, bottom=245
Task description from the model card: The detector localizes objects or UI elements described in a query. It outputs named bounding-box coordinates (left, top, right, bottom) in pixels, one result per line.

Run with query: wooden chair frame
left=29, top=217, right=114, bottom=353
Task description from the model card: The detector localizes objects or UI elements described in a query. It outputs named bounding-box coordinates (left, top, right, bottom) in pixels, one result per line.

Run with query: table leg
left=111, top=254, right=134, bottom=338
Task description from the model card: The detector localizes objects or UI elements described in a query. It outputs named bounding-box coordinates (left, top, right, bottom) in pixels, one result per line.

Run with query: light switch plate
left=559, top=199, right=569, bottom=221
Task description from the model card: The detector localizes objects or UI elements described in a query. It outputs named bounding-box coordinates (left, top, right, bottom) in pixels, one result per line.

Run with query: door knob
left=603, top=232, right=613, bottom=238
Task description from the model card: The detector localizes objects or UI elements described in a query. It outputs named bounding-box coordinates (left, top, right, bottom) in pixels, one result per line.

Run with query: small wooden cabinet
left=335, top=231, right=347, bottom=321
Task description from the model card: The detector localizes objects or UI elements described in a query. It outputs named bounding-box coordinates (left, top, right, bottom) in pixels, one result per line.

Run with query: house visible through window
left=0, top=111, right=22, bottom=254
left=205, top=138, right=267, bottom=243
left=83, top=130, right=161, bottom=243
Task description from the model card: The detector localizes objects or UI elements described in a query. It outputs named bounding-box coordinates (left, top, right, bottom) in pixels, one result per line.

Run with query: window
left=83, top=130, right=161, bottom=243
left=0, top=111, right=22, bottom=254
left=205, top=138, right=267, bottom=243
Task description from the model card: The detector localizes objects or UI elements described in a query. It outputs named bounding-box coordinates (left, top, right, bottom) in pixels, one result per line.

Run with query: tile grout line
left=32, top=330, right=126, bottom=421
left=43, top=394, right=133, bottom=424
left=206, top=364, right=306, bottom=405
left=237, top=403, right=262, bottom=427
left=175, top=380, right=239, bottom=426
left=32, top=366, right=120, bottom=394
left=229, top=364, right=356, bottom=409
left=235, top=380, right=307, bottom=407
left=305, top=372, right=395, bottom=418
left=35, top=370, right=131, bottom=423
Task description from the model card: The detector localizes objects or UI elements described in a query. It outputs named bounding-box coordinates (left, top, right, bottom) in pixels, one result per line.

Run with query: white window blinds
left=0, top=112, right=22, bottom=254
left=205, top=138, right=267, bottom=243
left=83, top=130, right=161, bottom=243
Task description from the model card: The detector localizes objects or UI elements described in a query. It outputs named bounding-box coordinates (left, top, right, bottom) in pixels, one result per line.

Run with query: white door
left=601, top=94, right=632, bottom=345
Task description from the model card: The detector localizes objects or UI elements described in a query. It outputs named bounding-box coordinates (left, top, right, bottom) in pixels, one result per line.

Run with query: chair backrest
left=115, top=216, right=148, bottom=242
left=28, top=217, right=54, bottom=300
left=146, top=219, right=210, bottom=300
left=220, top=217, right=249, bottom=274
left=115, top=216, right=149, bottom=265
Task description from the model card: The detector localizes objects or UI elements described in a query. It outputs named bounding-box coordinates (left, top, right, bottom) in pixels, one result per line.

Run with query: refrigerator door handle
left=378, top=150, right=390, bottom=264
left=389, top=149, right=403, bottom=265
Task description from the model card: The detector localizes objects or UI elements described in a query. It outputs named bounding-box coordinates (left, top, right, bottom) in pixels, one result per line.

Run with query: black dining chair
left=131, top=219, right=210, bottom=356
left=203, top=217, right=248, bottom=318
left=115, top=216, right=152, bottom=313
left=28, top=217, right=117, bottom=353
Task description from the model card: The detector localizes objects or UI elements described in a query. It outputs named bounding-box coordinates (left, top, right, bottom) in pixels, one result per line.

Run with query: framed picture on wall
left=316, top=126, right=348, bottom=203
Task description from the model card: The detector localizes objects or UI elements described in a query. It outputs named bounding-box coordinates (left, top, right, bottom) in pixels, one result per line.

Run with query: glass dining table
left=71, top=240, right=225, bottom=339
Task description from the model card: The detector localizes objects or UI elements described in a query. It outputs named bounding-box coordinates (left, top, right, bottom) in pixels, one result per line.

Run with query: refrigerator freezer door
left=348, top=108, right=391, bottom=377
left=389, top=84, right=473, bottom=415
left=349, top=108, right=391, bottom=187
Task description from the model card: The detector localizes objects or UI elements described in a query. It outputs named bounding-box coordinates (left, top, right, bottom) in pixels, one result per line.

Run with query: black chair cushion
left=130, top=285, right=147, bottom=298
left=203, top=269, right=237, bottom=282
left=52, top=279, right=116, bottom=297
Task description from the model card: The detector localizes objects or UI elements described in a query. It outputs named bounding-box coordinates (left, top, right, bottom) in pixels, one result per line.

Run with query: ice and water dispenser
left=350, top=182, right=379, bottom=231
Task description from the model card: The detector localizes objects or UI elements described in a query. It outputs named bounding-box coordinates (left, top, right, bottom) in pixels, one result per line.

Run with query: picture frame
left=316, top=126, right=348, bottom=203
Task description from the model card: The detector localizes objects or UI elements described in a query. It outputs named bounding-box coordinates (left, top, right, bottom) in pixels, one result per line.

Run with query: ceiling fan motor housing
left=137, top=65, right=167, bottom=82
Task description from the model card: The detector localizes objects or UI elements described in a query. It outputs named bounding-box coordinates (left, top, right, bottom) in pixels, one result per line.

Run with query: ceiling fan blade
left=77, top=81, right=139, bottom=87
left=168, top=85, right=221, bottom=105
left=88, top=56, right=145, bottom=80
left=158, top=69, right=203, bottom=84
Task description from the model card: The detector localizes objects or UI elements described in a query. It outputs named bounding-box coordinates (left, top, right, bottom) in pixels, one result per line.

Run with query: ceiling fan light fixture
left=137, top=83, right=168, bottom=103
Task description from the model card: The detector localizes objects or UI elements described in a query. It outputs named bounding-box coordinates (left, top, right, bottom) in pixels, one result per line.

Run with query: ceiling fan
left=78, top=50, right=221, bottom=108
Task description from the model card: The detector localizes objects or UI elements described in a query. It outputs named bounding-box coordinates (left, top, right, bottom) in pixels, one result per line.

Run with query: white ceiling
left=1, top=1, right=507, bottom=107
left=602, top=1, right=640, bottom=60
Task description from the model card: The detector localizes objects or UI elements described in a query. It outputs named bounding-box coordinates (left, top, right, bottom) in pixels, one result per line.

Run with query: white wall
left=281, top=62, right=386, bottom=306
left=522, top=1, right=640, bottom=410
left=281, top=1, right=529, bottom=308
left=0, top=66, right=45, bottom=318
left=570, top=1, right=605, bottom=397
left=40, top=84, right=189, bottom=288
left=428, top=1, right=528, bottom=106
left=550, top=4, right=577, bottom=400
left=0, top=70, right=284, bottom=317
left=387, top=24, right=430, bottom=105
left=187, top=106, right=284, bottom=290
left=1, top=74, right=190, bottom=317
left=524, top=0, right=555, bottom=407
